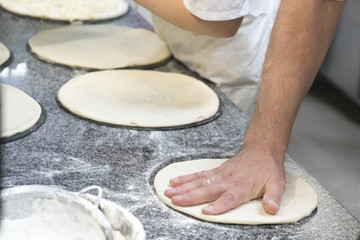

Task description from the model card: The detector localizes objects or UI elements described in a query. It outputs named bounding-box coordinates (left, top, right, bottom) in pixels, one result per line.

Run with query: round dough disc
left=0, top=83, right=42, bottom=139
left=28, top=24, right=171, bottom=69
left=0, top=42, right=11, bottom=67
left=0, top=0, right=128, bottom=21
left=154, top=159, right=318, bottom=225
left=57, top=70, right=220, bottom=128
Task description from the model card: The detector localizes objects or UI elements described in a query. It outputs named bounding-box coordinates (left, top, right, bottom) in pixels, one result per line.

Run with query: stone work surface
left=1, top=7, right=359, bottom=240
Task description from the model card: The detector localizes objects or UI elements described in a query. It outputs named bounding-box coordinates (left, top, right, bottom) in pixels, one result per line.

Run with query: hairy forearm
left=243, top=0, right=346, bottom=159
left=133, top=0, right=242, bottom=37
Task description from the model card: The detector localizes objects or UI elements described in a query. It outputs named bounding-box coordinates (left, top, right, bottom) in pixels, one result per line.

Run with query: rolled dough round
left=0, top=0, right=128, bottom=21
left=0, top=83, right=42, bottom=139
left=28, top=24, right=171, bottom=69
left=154, top=159, right=318, bottom=225
left=0, top=42, right=11, bottom=67
left=57, top=70, right=220, bottom=128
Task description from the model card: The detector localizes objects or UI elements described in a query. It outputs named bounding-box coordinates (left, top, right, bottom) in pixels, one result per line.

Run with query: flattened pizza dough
left=0, top=83, right=42, bottom=139
left=0, top=0, right=128, bottom=21
left=0, top=42, right=11, bottom=67
left=154, top=159, right=318, bottom=225
left=57, top=70, right=220, bottom=128
left=28, top=25, right=171, bottom=69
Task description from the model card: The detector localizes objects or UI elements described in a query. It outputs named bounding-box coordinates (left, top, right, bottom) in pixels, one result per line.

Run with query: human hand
left=164, top=149, right=286, bottom=215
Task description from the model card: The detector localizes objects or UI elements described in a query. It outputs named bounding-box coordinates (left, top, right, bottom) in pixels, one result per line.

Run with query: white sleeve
left=183, top=0, right=249, bottom=21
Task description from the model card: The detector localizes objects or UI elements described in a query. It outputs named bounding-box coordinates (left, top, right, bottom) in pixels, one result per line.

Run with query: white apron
left=152, top=0, right=280, bottom=115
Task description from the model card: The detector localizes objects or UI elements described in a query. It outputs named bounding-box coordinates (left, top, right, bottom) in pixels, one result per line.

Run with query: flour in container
left=0, top=198, right=107, bottom=240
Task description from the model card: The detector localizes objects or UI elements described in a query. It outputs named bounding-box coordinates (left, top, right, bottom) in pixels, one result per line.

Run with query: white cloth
left=152, top=0, right=281, bottom=115
left=183, top=0, right=249, bottom=21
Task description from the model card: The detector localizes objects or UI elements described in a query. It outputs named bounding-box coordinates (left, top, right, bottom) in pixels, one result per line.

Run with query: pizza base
left=57, top=70, right=220, bottom=128
left=28, top=24, right=171, bottom=69
left=0, top=42, right=11, bottom=67
left=0, top=0, right=129, bottom=21
left=154, top=159, right=318, bottom=225
left=0, top=83, right=42, bottom=139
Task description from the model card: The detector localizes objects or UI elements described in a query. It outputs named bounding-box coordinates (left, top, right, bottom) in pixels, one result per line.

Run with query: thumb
left=262, top=177, right=286, bottom=215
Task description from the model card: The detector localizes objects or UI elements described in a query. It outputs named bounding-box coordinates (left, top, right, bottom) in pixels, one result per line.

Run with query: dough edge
left=0, top=0, right=129, bottom=21
left=28, top=24, right=171, bottom=69
left=57, top=70, right=220, bottom=128
left=154, top=158, right=318, bottom=225
left=0, top=83, right=42, bottom=138
left=0, top=42, right=11, bottom=67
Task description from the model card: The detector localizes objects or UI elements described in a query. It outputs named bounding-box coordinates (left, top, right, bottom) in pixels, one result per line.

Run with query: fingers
left=166, top=176, right=286, bottom=216
left=170, top=183, right=226, bottom=207
left=163, top=156, right=287, bottom=216
left=168, top=170, right=210, bottom=187
left=202, top=177, right=286, bottom=215
left=262, top=177, right=286, bottom=215
left=166, top=177, right=286, bottom=216
left=202, top=188, right=250, bottom=215
left=165, top=176, right=212, bottom=198
left=165, top=175, right=226, bottom=206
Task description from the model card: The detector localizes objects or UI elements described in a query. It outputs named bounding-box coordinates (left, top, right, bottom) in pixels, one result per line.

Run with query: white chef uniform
left=152, top=0, right=281, bottom=115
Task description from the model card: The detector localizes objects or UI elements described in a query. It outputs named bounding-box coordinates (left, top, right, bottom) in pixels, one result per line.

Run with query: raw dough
left=0, top=42, right=11, bottom=67
left=57, top=70, right=220, bottom=128
left=0, top=83, right=42, bottom=138
left=154, top=159, right=318, bottom=225
left=28, top=24, right=171, bottom=69
left=0, top=0, right=128, bottom=21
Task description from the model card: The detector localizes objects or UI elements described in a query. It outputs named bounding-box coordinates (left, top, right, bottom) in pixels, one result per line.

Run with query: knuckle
left=196, top=178, right=209, bottom=187
left=193, top=172, right=203, bottom=180
left=194, top=170, right=208, bottom=179
left=276, top=178, right=286, bottom=192
left=221, top=192, right=237, bottom=203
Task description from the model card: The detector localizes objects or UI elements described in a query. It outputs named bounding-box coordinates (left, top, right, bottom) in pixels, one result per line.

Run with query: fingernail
left=172, top=195, right=184, bottom=204
left=265, top=199, right=280, bottom=215
left=203, top=205, right=214, bottom=214
left=267, top=199, right=279, bottom=209
left=171, top=177, right=180, bottom=184
left=164, top=189, right=176, bottom=197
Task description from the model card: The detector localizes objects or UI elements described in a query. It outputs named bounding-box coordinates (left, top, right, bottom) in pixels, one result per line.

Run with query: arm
left=165, top=0, right=346, bottom=215
left=234, top=0, right=346, bottom=214
left=247, top=0, right=346, bottom=159
left=133, top=0, right=243, bottom=37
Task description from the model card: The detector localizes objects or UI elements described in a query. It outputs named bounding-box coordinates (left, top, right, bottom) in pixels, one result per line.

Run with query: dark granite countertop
left=1, top=6, right=359, bottom=240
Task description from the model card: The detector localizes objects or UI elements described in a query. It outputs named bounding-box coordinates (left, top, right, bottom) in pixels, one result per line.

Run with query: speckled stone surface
left=1, top=7, right=359, bottom=240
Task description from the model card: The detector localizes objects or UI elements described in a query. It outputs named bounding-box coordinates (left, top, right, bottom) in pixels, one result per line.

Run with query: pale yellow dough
left=0, top=42, right=11, bottom=67
left=28, top=24, right=171, bottom=69
left=154, top=159, right=318, bottom=225
left=0, top=0, right=128, bottom=21
left=0, top=83, right=42, bottom=138
left=57, top=70, right=219, bottom=128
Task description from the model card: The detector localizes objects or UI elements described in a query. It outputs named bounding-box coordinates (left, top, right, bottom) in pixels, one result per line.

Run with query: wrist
left=242, top=129, right=287, bottom=164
